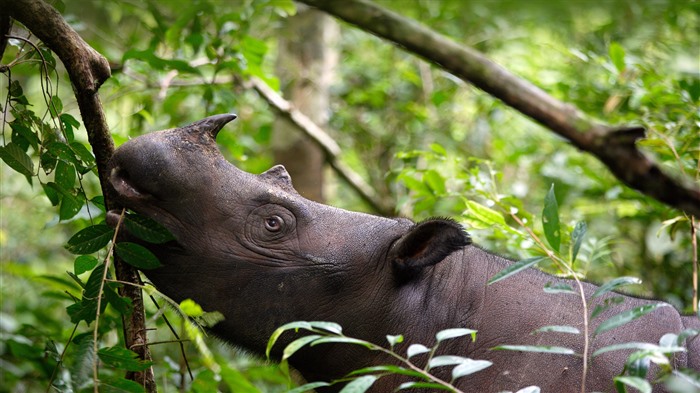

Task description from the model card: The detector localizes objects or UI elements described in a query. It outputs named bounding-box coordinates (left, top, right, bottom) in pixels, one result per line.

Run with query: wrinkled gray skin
left=108, top=115, right=699, bottom=392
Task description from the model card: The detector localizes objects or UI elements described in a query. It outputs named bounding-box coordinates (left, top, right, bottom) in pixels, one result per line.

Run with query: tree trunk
left=273, top=6, right=339, bottom=202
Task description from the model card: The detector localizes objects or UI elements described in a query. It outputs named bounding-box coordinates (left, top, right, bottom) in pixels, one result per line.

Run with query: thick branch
left=3, top=0, right=156, bottom=390
left=251, top=78, right=394, bottom=215
left=299, top=0, right=700, bottom=217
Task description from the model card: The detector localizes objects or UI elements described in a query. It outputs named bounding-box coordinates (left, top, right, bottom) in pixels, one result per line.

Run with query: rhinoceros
left=107, top=114, right=699, bottom=392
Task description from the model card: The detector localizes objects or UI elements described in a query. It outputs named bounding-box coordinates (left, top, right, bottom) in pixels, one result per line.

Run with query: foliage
left=1, top=0, right=698, bottom=392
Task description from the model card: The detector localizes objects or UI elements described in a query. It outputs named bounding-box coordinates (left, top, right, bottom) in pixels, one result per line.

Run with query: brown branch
left=250, top=77, right=394, bottom=215
left=299, top=0, right=700, bottom=217
left=2, top=0, right=156, bottom=390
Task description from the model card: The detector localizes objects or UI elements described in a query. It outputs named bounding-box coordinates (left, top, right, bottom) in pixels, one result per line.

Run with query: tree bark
left=299, top=0, right=700, bottom=218
left=2, top=0, right=156, bottom=390
left=272, top=6, right=339, bottom=202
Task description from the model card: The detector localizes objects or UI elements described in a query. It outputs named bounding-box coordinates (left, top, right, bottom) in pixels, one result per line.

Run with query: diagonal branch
left=250, top=77, right=394, bottom=215
left=299, top=0, right=700, bottom=218
left=2, top=0, right=156, bottom=390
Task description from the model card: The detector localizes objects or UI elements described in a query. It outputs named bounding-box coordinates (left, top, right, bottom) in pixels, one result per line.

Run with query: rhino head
left=107, top=114, right=470, bottom=380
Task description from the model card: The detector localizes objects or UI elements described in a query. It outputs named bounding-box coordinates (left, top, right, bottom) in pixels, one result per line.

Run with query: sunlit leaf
left=592, top=341, right=685, bottom=357
left=451, top=359, right=492, bottom=379
left=283, top=335, right=322, bottom=360
left=407, top=343, right=430, bottom=359
left=492, top=345, right=576, bottom=355
left=339, top=375, right=377, bottom=393
left=180, top=299, right=203, bottom=317
left=465, top=199, right=507, bottom=227
left=428, top=355, right=469, bottom=369
left=436, top=328, right=477, bottom=343
left=397, top=382, right=453, bottom=391
left=347, top=365, right=425, bottom=379
left=609, top=42, right=626, bottom=73
left=531, top=325, right=580, bottom=335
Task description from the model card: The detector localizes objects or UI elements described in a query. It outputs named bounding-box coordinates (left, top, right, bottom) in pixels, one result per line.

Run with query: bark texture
left=2, top=0, right=156, bottom=390
left=299, top=0, right=700, bottom=218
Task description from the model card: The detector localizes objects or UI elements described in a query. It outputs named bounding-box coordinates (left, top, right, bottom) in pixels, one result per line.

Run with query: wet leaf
left=65, top=225, right=114, bottom=254
left=542, top=184, right=560, bottom=252
left=595, top=303, right=670, bottom=336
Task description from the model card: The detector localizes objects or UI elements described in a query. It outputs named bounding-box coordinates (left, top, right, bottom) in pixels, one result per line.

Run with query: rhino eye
left=265, top=215, right=283, bottom=232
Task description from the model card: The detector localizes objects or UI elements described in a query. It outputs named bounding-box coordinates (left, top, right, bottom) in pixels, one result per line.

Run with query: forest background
left=1, top=0, right=698, bottom=392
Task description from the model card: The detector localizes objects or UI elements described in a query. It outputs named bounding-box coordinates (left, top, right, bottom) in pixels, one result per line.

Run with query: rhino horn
left=182, top=113, right=237, bottom=140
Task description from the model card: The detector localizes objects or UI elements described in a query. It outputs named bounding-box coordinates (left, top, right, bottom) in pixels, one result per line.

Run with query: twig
left=250, top=77, right=394, bottom=215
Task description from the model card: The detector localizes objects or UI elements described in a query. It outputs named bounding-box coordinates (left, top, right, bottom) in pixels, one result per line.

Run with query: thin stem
left=92, top=208, right=125, bottom=392
left=509, top=213, right=589, bottom=393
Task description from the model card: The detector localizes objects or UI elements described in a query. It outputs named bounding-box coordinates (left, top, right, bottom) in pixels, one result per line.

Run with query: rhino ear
left=259, top=165, right=298, bottom=194
left=390, top=218, right=471, bottom=274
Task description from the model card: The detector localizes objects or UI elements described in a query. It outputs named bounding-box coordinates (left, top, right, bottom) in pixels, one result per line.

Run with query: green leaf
left=570, top=221, right=586, bottom=263
left=515, top=387, right=541, bottom=393
left=282, top=335, right=322, bottom=360
left=65, top=225, right=114, bottom=254
left=592, top=341, right=685, bottom=357
left=70, top=336, right=96, bottom=391
left=83, top=263, right=105, bottom=300
left=309, top=336, right=371, bottom=348
left=542, top=184, right=561, bottom=252
left=609, top=42, right=626, bottom=73
left=492, top=345, right=576, bottom=355
left=424, top=169, right=446, bottom=195
left=74, top=255, right=99, bottom=275
left=464, top=199, right=507, bottom=227
left=220, top=364, right=261, bottom=393
left=386, top=334, right=403, bottom=347
left=123, top=214, right=175, bottom=244
left=49, top=95, right=63, bottom=118
left=115, top=242, right=161, bottom=269
left=285, top=382, right=331, bottom=393
left=104, top=285, right=132, bottom=315
left=347, top=365, right=425, bottom=379
left=180, top=299, right=203, bottom=317
left=543, top=282, right=576, bottom=295
left=0, top=142, right=34, bottom=178
left=99, top=376, right=147, bottom=393
left=397, top=382, right=453, bottom=391
left=428, top=355, right=469, bottom=369
left=435, top=328, right=477, bottom=343
left=592, top=276, right=642, bottom=298
left=488, top=257, right=545, bottom=285
left=614, top=376, right=651, bottom=393
left=59, top=189, right=83, bottom=220
left=339, top=375, right=377, bottom=393
left=531, top=325, right=580, bottom=335
left=591, top=296, right=625, bottom=319
left=98, top=346, right=152, bottom=371
left=452, top=359, right=492, bottom=379
left=54, top=160, right=76, bottom=190
left=407, top=343, right=430, bottom=359
left=595, top=303, right=670, bottom=336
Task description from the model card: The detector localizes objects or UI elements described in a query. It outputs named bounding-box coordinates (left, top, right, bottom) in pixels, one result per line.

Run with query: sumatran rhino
left=107, top=114, right=699, bottom=392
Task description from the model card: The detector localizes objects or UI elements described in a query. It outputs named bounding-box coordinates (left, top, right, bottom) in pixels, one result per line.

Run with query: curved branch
left=250, top=77, right=394, bottom=215
left=3, top=0, right=156, bottom=390
left=299, top=0, right=700, bottom=217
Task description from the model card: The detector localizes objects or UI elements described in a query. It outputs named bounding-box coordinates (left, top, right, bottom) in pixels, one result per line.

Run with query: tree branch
left=299, top=0, right=700, bottom=217
left=250, top=77, right=394, bottom=215
left=2, top=0, right=156, bottom=390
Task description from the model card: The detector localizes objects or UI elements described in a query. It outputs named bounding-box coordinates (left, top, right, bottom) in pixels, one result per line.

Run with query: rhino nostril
left=111, top=166, right=147, bottom=199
